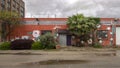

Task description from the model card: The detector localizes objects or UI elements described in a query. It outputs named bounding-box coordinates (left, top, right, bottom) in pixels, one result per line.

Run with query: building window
left=97, top=30, right=108, bottom=39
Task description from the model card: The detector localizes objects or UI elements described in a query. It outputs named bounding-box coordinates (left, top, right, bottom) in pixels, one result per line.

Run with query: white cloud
left=23, top=0, right=120, bottom=18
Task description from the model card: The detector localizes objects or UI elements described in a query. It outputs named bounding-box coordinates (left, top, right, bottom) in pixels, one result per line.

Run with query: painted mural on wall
left=32, top=30, right=40, bottom=41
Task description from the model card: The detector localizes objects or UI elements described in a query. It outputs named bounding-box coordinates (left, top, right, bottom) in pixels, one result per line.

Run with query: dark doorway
left=67, top=35, right=71, bottom=46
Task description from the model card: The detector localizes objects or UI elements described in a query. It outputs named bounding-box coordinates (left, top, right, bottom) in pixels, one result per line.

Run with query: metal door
left=58, top=34, right=66, bottom=46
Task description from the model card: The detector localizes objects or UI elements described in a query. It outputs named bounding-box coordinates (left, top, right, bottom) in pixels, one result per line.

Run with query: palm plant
left=67, top=14, right=100, bottom=46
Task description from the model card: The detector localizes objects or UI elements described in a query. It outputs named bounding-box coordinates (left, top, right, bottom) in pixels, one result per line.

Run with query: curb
left=0, top=50, right=116, bottom=56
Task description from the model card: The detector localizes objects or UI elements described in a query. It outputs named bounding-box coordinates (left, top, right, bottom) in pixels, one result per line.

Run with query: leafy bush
left=0, top=42, right=11, bottom=50
left=40, top=33, right=56, bottom=49
left=31, top=42, right=43, bottom=50
left=11, top=39, right=34, bottom=50
left=93, top=43, right=102, bottom=48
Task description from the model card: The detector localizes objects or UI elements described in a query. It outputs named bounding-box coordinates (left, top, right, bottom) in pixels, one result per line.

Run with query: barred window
left=97, top=30, right=108, bottom=39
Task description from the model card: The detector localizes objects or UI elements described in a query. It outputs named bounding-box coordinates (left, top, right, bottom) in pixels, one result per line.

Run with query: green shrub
left=0, top=42, right=11, bottom=50
left=93, top=43, right=102, bottom=48
left=31, top=42, right=43, bottom=50
left=40, top=33, right=56, bottom=49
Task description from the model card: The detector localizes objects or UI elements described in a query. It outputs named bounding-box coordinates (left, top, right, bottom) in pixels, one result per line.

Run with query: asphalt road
left=0, top=50, right=120, bottom=68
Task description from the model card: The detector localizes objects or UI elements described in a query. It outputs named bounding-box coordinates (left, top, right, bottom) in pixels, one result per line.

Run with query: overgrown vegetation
left=31, top=42, right=43, bottom=50
left=67, top=14, right=100, bottom=46
left=31, top=33, right=56, bottom=50
left=0, top=42, right=11, bottom=50
left=0, top=33, right=56, bottom=50
left=39, top=33, right=56, bottom=49
left=93, top=43, right=102, bottom=48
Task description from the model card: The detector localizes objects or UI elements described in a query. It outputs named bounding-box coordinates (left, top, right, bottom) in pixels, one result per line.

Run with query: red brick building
left=9, top=18, right=120, bottom=46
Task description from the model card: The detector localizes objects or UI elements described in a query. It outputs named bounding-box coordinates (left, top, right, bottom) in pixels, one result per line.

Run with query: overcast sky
left=23, top=0, right=120, bottom=18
